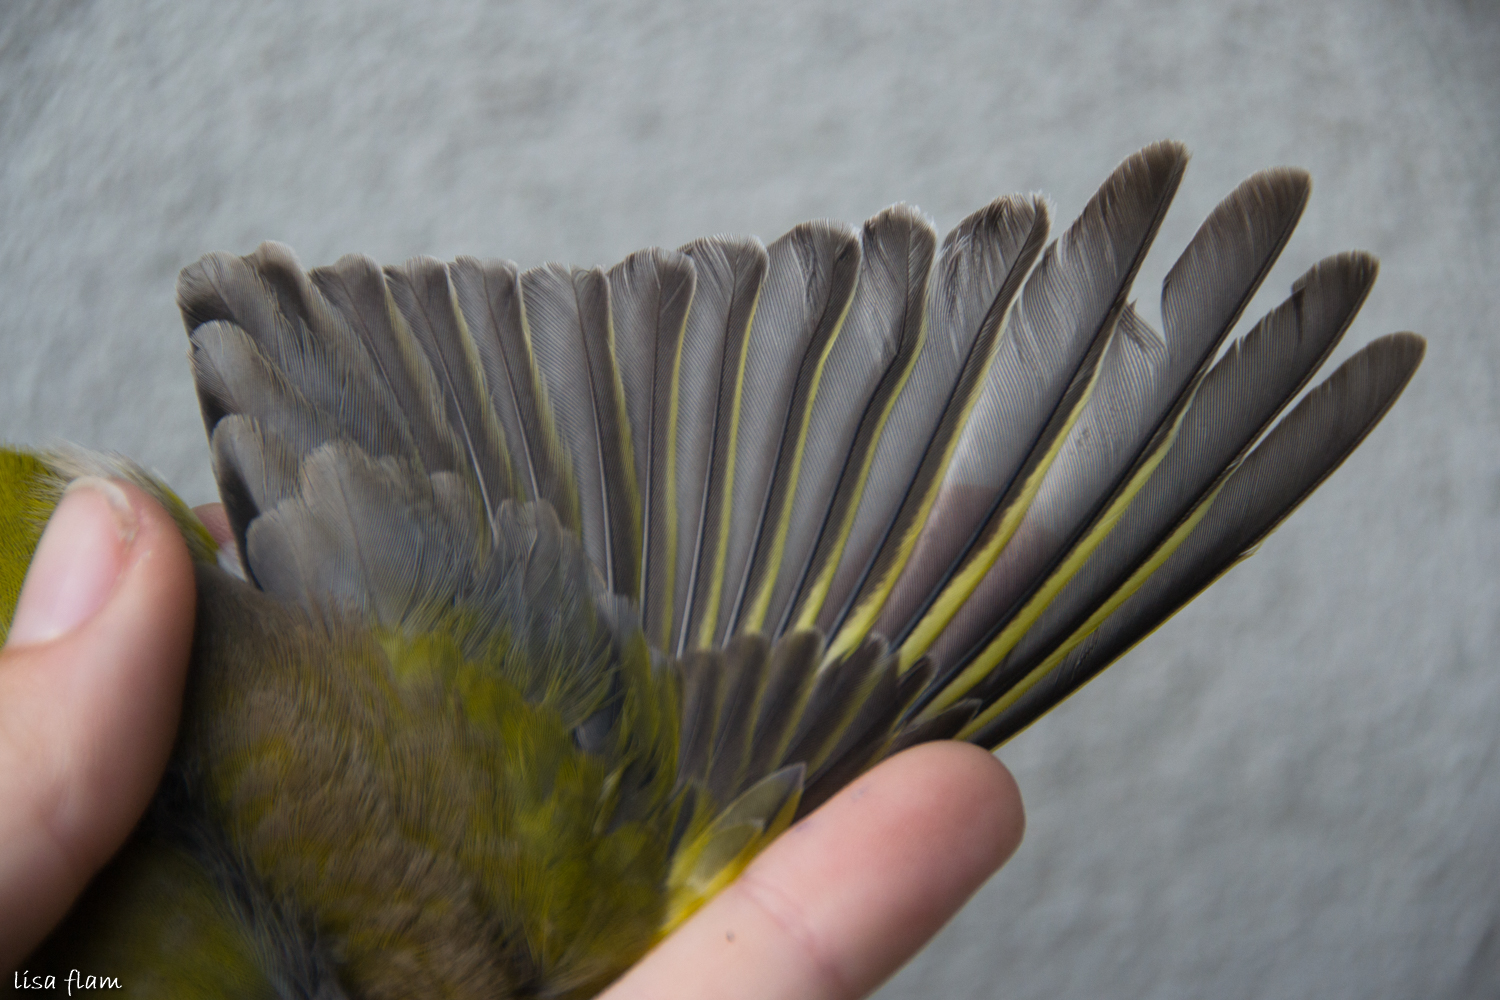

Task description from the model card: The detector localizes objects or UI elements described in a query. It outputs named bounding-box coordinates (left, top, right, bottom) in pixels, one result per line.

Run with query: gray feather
left=869, top=143, right=1190, bottom=666
left=180, top=247, right=414, bottom=461
left=306, top=252, right=470, bottom=478
left=189, top=321, right=340, bottom=466
left=670, top=236, right=769, bottom=655
left=967, top=332, right=1425, bottom=747
left=244, top=443, right=478, bottom=629
left=384, top=257, right=516, bottom=519
left=764, top=205, right=938, bottom=639
left=818, top=192, right=1052, bottom=650
left=449, top=256, right=581, bottom=532
left=170, top=146, right=1426, bottom=911
left=521, top=263, right=639, bottom=593
left=207, top=415, right=306, bottom=576
left=608, top=247, right=696, bottom=648
left=714, top=221, right=861, bottom=642
left=920, top=165, right=1310, bottom=701
left=984, top=252, right=1379, bottom=693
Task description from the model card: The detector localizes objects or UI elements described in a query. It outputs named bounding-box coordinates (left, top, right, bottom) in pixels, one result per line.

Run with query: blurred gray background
left=1, top=0, right=1496, bottom=996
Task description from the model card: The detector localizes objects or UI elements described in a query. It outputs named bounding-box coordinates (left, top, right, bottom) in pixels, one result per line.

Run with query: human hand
left=0, top=479, right=196, bottom=969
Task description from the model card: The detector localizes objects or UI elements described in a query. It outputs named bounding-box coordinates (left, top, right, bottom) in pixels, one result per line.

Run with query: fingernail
left=7, top=478, right=137, bottom=647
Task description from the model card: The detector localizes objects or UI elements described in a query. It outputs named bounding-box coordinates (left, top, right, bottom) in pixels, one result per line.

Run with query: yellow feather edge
left=695, top=285, right=765, bottom=650
left=791, top=306, right=931, bottom=635
left=957, top=478, right=1226, bottom=739
left=923, top=386, right=1199, bottom=719
left=738, top=280, right=860, bottom=635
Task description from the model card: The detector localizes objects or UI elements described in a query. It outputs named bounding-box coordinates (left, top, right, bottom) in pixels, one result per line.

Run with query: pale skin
left=0, top=482, right=1026, bottom=994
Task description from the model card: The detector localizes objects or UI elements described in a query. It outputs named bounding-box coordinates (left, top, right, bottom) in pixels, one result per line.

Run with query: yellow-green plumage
left=181, top=574, right=676, bottom=998
left=0, top=449, right=54, bottom=626
left=37, top=835, right=277, bottom=999
left=29, top=501, right=687, bottom=998
left=9, top=143, right=1424, bottom=997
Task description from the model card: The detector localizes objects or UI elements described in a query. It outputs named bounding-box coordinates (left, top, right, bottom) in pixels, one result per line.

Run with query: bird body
left=7, top=142, right=1423, bottom=997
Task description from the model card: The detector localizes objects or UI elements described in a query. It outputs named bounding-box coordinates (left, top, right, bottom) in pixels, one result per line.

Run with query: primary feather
left=22, top=142, right=1422, bottom=998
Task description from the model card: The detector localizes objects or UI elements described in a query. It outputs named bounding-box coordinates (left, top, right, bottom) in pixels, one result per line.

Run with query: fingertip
left=894, top=740, right=1025, bottom=870
left=7, top=479, right=138, bottom=647
left=763, top=741, right=1023, bottom=995
left=604, top=741, right=1025, bottom=1000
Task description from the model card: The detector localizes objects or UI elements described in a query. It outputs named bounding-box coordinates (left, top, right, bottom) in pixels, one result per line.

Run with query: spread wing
left=174, top=140, right=1424, bottom=935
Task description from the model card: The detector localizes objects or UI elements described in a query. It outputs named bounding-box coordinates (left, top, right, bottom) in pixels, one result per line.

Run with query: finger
left=604, top=741, right=1023, bottom=1000
left=0, top=479, right=195, bottom=966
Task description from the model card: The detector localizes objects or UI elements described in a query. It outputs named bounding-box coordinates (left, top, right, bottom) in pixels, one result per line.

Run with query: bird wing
left=172, top=141, right=1424, bottom=941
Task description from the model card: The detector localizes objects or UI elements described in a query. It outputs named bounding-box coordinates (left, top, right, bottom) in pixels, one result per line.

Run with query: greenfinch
left=7, top=142, right=1423, bottom=997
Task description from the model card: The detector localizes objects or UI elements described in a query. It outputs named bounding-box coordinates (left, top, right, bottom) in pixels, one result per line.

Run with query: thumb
left=0, top=478, right=195, bottom=968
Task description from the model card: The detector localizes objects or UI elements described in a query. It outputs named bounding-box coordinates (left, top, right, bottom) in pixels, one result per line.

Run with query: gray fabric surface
left=1, top=1, right=1495, bottom=995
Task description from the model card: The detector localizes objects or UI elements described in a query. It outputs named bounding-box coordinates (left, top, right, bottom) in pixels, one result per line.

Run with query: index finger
left=603, top=740, right=1023, bottom=1000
